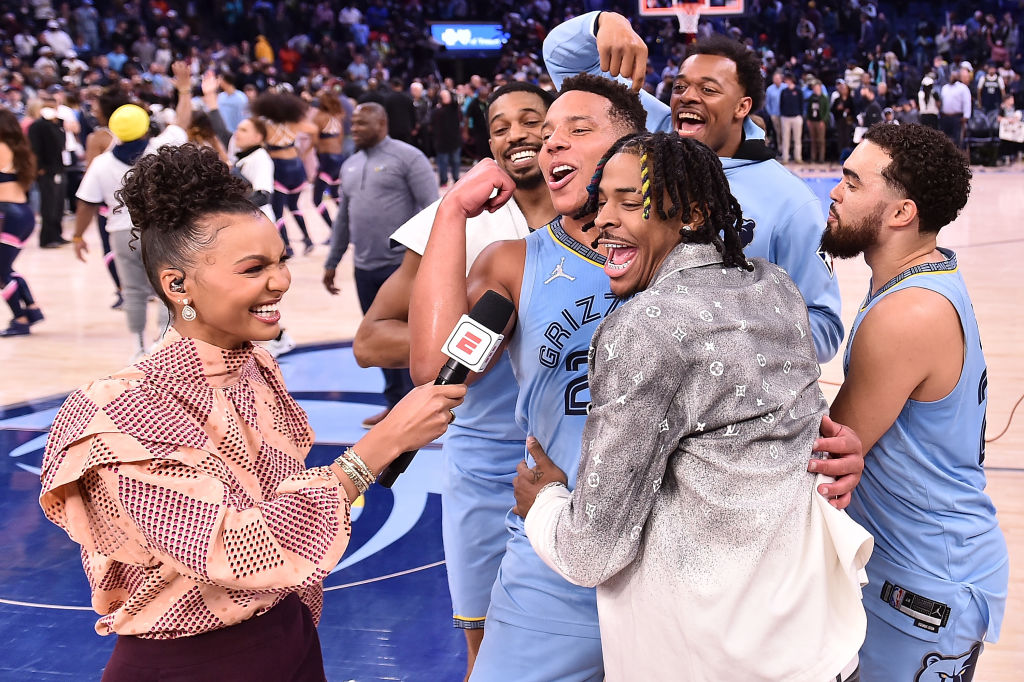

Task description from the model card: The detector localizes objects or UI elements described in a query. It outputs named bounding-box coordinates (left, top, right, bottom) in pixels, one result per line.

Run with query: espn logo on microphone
left=442, top=315, right=504, bottom=373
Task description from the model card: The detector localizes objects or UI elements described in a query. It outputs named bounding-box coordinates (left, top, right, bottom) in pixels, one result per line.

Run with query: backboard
left=637, top=0, right=746, bottom=17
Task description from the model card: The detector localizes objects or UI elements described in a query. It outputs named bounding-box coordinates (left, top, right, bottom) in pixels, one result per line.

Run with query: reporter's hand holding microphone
left=330, top=289, right=515, bottom=499
left=331, top=382, right=466, bottom=501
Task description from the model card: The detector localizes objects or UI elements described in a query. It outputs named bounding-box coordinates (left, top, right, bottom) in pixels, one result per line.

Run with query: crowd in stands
left=0, top=1, right=1019, bottom=175
left=0, top=0, right=1023, bottom=216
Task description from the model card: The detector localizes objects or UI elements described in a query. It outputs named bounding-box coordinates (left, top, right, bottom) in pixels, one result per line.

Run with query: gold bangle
left=334, top=447, right=375, bottom=494
left=342, top=447, right=375, bottom=483
left=72, top=236, right=84, bottom=243
left=335, top=456, right=370, bottom=494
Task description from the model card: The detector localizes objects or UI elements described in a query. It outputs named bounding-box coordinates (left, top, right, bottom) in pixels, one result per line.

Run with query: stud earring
left=180, top=298, right=197, bottom=322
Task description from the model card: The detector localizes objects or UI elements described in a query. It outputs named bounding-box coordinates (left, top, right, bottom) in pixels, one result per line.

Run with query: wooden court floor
left=1, top=172, right=1021, bottom=678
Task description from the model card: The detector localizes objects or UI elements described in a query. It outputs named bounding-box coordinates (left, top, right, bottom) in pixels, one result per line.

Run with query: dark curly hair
left=558, top=73, right=647, bottom=134
left=0, top=109, right=36, bottom=190
left=250, top=91, right=309, bottom=123
left=115, top=144, right=259, bottom=313
left=862, top=123, right=971, bottom=233
left=577, top=132, right=751, bottom=270
left=686, top=34, right=765, bottom=112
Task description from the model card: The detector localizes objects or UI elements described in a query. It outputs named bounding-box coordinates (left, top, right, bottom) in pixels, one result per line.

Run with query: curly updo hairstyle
left=577, top=132, right=751, bottom=270
left=115, top=143, right=259, bottom=312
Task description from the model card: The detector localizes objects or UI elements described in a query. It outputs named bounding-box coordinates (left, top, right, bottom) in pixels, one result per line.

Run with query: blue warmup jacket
left=543, top=12, right=844, bottom=361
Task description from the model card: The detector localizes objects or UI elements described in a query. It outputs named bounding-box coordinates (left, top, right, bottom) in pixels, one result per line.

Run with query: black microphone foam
left=471, top=289, right=516, bottom=333
left=376, top=290, right=515, bottom=489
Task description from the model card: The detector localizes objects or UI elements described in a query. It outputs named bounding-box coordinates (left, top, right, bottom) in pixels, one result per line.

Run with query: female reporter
left=39, top=143, right=464, bottom=681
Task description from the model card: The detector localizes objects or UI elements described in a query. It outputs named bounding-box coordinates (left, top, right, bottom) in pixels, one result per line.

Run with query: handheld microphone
left=376, top=290, right=515, bottom=488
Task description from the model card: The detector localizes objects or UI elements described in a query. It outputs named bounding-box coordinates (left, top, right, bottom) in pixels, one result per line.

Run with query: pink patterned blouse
left=39, top=330, right=352, bottom=639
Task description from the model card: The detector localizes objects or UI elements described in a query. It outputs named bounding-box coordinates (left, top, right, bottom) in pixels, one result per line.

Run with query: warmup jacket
left=543, top=12, right=844, bottom=361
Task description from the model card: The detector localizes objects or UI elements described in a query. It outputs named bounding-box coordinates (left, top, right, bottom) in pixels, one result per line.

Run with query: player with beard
left=822, top=123, right=1008, bottom=681
left=352, top=82, right=556, bottom=679
left=543, top=13, right=843, bottom=364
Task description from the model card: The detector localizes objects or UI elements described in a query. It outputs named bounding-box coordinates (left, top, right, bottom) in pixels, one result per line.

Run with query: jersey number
left=564, top=350, right=589, bottom=416
left=978, top=369, right=988, bottom=465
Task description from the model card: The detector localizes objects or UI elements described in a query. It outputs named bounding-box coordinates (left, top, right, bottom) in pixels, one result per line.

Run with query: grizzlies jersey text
left=509, top=218, right=619, bottom=483
left=487, top=217, right=612, bottom=638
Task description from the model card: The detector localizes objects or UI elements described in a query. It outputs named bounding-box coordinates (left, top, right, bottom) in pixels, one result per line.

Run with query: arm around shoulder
left=543, top=11, right=603, bottom=88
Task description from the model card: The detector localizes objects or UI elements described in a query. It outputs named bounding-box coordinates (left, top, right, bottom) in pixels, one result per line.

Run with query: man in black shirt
left=858, top=85, right=884, bottom=133
left=383, top=78, right=416, bottom=144
left=27, top=94, right=67, bottom=247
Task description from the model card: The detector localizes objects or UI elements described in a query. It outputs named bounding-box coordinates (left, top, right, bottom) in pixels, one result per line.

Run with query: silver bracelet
left=538, top=481, right=568, bottom=497
left=335, top=456, right=370, bottom=494
left=334, top=447, right=375, bottom=494
left=342, top=447, right=375, bottom=484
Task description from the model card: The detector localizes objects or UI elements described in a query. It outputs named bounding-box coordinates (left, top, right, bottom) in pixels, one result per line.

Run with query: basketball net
left=675, top=1, right=701, bottom=34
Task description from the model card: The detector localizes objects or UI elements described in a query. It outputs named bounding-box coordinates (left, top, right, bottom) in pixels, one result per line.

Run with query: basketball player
left=353, top=81, right=556, bottom=678
left=513, top=131, right=868, bottom=682
left=544, top=11, right=865, bottom=509
left=543, top=12, right=844, bottom=364
left=410, top=75, right=864, bottom=680
left=823, top=123, right=1008, bottom=681
left=409, top=73, right=646, bottom=681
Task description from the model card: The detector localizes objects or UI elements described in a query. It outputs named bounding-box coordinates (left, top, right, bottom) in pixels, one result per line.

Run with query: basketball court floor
left=1, top=170, right=1021, bottom=680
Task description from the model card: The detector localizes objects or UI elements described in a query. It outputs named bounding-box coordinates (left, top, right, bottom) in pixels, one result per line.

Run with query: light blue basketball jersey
left=449, top=353, right=524, bottom=445
left=844, top=248, right=1007, bottom=643
left=487, top=217, right=617, bottom=637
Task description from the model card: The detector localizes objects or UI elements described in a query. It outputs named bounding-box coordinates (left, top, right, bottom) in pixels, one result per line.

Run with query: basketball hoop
left=675, top=1, right=702, bottom=34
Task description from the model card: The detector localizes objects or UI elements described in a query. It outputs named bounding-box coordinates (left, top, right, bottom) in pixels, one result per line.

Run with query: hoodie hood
left=721, top=117, right=776, bottom=170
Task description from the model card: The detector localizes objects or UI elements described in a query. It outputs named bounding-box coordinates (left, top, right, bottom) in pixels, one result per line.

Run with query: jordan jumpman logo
left=544, top=257, right=576, bottom=284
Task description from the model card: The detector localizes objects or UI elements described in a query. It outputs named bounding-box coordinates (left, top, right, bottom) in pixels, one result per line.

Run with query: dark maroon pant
left=101, top=593, right=326, bottom=681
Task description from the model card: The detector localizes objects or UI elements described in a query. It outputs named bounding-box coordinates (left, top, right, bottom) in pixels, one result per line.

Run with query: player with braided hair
left=513, top=131, right=870, bottom=680
left=411, top=71, right=865, bottom=679
left=576, top=132, right=750, bottom=271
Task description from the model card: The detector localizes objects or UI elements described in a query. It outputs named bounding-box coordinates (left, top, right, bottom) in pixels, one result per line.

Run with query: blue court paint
left=0, top=343, right=466, bottom=681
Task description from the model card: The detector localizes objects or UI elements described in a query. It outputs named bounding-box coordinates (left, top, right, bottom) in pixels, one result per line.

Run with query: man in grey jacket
left=513, top=132, right=869, bottom=682
left=323, top=102, right=437, bottom=425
